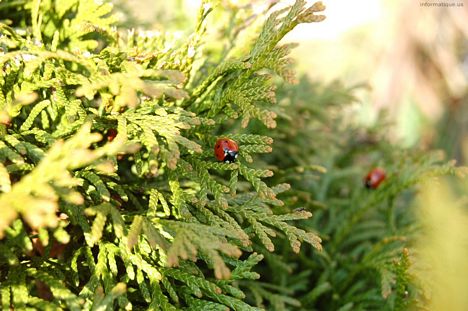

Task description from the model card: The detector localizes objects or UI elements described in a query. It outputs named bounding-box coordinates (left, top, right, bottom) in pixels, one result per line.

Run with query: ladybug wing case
left=214, top=139, right=239, bottom=163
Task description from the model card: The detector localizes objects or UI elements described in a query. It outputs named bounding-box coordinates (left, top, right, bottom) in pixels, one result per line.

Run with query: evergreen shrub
left=0, top=1, right=464, bottom=310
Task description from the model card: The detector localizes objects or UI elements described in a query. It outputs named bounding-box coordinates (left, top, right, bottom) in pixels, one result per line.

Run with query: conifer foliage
left=0, top=0, right=326, bottom=309
left=248, top=77, right=467, bottom=310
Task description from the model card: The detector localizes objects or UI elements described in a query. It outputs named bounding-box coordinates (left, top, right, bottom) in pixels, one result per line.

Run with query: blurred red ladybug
left=214, top=138, right=239, bottom=163
left=106, top=128, right=118, bottom=142
left=364, top=167, right=386, bottom=189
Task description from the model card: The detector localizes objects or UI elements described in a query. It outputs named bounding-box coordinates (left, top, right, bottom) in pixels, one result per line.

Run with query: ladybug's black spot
left=224, top=140, right=228, bottom=143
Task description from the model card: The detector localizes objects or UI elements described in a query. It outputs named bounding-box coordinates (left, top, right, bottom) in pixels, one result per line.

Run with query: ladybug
left=106, top=128, right=118, bottom=142
left=214, top=138, right=239, bottom=163
left=364, top=167, right=386, bottom=189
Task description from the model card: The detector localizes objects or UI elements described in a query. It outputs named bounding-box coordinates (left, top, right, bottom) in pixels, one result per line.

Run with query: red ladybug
left=214, top=138, right=239, bottom=163
left=106, top=128, right=118, bottom=142
left=364, top=167, right=386, bottom=189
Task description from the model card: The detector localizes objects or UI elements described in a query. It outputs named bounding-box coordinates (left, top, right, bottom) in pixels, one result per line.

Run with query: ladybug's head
left=223, top=148, right=238, bottom=163
left=364, top=178, right=373, bottom=189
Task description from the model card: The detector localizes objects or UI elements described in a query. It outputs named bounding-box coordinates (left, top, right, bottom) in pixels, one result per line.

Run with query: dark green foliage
left=246, top=76, right=464, bottom=310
